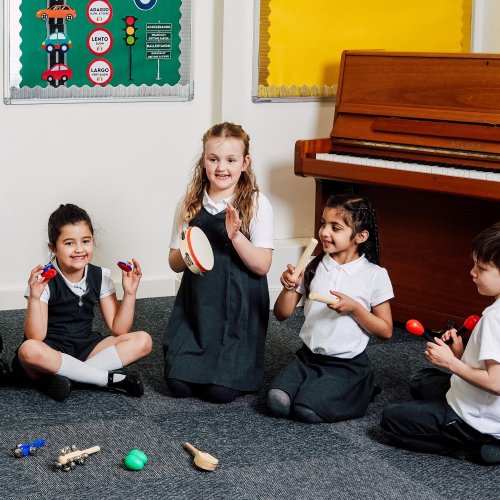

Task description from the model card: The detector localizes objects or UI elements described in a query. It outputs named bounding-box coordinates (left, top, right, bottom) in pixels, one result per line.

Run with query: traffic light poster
left=4, top=0, right=192, bottom=103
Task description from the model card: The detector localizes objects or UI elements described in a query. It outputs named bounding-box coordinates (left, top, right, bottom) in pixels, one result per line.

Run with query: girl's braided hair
left=303, top=194, right=380, bottom=296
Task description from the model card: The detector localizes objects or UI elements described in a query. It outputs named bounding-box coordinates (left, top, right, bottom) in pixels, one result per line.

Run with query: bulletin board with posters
left=253, top=0, right=473, bottom=101
left=4, top=0, right=192, bottom=103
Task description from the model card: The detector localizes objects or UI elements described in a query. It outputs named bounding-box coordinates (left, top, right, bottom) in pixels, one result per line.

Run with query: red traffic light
left=125, top=16, right=137, bottom=26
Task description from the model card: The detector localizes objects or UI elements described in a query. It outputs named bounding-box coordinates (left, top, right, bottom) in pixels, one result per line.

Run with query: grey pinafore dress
left=163, top=208, right=269, bottom=391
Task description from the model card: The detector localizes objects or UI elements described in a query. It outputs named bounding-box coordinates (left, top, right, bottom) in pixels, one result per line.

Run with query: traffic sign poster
left=5, top=0, right=192, bottom=103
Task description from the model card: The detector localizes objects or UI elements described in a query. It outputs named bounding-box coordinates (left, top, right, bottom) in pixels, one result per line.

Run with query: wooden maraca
left=184, top=442, right=219, bottom=472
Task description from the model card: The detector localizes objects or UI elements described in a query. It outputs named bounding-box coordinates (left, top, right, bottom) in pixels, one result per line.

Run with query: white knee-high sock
left=57, top=353, right=108, bottom=387
left=85, top=346, right=123, bottom=371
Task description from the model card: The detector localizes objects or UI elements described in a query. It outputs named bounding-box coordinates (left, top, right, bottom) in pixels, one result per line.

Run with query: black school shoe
left=107, top=370, right=144, bottom=397
left=0, top=357, right=12, bottom=384
left=480, top=443, right=500, bottom=464
left=45, top=374, right=72, bottom=402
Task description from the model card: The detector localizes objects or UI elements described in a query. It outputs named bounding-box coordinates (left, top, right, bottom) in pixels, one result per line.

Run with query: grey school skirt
left=269, top=344, right=376, bottom=422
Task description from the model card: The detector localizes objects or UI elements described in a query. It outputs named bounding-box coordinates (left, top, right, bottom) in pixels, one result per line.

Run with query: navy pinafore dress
left=163, top=208, right=269, bottom=391
left=43, top=263, right=103, bottom=360
left=13, top=264, right=103, bottom=374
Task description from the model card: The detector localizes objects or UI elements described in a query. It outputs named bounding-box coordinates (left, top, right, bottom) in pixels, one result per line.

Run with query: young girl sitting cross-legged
left=13, top=203, right=152, bottom=401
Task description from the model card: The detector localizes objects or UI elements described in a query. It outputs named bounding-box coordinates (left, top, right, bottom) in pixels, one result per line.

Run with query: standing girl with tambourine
left=163, top=122, right=274, bottom=403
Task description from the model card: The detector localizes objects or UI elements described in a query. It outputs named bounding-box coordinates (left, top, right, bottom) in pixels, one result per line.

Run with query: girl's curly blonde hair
left=181, top=122, right=259, bottom=238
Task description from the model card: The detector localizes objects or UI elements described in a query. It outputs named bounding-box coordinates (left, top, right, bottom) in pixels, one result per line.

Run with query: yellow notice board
left=255, top=0, right=472, bottom=100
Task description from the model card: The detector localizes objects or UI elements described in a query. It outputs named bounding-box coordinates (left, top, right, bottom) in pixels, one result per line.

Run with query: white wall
left=472, top=0, right=500, bottom=52
left=0, top=1, right=224, bottom=308
left=1, top=0, right=498, bottom=310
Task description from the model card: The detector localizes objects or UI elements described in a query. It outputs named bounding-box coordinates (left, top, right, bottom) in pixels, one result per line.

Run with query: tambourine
left=179, top=226, right=214, bottom=275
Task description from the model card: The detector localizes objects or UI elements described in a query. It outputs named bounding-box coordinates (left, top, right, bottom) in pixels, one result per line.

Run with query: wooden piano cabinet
left=315, top=179, right=499, bottom=330
left=297, top=51, right=500, bottom=329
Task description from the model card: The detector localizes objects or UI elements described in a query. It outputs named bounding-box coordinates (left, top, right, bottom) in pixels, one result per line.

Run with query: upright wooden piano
left=295, top=51, right=500, bottom=329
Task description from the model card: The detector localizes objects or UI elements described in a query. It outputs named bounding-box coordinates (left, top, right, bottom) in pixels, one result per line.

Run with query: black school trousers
left=380, top=367, right=497, bottom=460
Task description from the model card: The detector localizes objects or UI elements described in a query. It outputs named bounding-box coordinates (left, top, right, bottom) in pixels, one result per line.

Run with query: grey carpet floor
left=1, top=297, right=499, bottom=499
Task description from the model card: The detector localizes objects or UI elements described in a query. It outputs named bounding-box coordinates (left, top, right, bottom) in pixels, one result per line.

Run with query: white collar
left=321, top=253, right=368, bottom=275
left=203, top=189, right=233, bottom=212
left=53, top=259, right=88, bottom=290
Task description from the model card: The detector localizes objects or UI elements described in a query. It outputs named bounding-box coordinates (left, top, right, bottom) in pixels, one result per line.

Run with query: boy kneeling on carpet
left=381, top=221, right=500, bottom=464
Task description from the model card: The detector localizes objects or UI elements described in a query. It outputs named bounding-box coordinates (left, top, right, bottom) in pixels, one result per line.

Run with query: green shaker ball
left=128, top=449, right=148, bottom=465
left=124, top=454, right=145, bottom=471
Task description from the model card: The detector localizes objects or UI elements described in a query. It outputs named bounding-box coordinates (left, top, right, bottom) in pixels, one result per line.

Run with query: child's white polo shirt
left=297, top=254, right=394, bottom=359
left=447, top=298, right=500, bottom=437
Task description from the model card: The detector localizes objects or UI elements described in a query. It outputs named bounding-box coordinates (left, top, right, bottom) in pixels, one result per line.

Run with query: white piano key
left=314, top=152, right=500, bottom=183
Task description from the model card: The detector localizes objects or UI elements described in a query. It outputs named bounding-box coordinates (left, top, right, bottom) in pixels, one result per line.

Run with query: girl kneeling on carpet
left=14, top=203, right=152, bottom=401
left=267, top=193, right=393, bottom=423
left=163, top=122, right=274, bottom=404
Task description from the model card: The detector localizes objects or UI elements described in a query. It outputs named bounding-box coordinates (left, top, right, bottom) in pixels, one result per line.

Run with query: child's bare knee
left=18, top=339, right=45, bottom=365
left=136, top=331, right=153, bottom=356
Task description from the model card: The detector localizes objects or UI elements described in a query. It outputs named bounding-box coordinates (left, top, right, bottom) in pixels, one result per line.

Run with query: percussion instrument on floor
left=184, top=442, right=219, bottom=472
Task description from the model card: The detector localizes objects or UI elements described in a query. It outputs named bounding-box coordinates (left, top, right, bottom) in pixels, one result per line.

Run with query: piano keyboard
left=316, top=153, right=500, bottom=182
